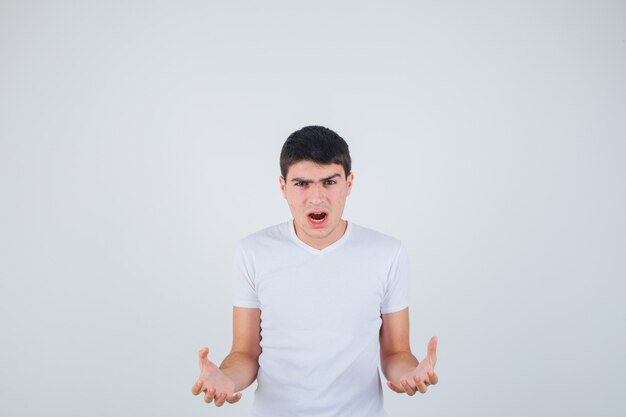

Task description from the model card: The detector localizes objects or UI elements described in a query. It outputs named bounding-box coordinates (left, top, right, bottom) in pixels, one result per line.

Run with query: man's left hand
left=387, top=336, right=439, bottom=395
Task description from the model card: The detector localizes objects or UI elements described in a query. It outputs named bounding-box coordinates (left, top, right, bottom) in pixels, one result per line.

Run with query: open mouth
left=308, top=211, right=328, bottom=223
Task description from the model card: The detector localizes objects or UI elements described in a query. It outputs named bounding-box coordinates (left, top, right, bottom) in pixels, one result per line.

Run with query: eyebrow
left=290, top=173, right=342, bottom=183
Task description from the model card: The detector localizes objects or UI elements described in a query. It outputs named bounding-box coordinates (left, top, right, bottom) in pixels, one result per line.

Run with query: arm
left=380, top=308, right=438, bottom=395
left=192, top=307, right=262, bottom=407
left=220, top=306, right=262, bottom=391
left=380, top=308, right=419, bottom=380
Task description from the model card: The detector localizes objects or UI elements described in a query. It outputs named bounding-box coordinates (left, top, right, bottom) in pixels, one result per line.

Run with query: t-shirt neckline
left=287, top=219, right=353, bottom=255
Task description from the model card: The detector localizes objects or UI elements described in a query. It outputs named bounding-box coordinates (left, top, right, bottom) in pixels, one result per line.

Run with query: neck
left=294, top=219, right=348, bottom=250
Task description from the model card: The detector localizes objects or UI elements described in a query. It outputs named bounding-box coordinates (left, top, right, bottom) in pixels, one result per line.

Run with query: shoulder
left=238, top=221, right=293, bottom=252
left=348, top=222, right=404, bottom=253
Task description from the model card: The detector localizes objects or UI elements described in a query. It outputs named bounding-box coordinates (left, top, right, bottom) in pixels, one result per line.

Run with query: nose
left=308, top=182, right=325, bottom=204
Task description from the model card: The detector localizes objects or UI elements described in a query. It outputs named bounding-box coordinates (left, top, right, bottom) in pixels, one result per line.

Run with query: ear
left=279, top=176, right=287, bottom=198
left=346, top=172, right=354, bottom=196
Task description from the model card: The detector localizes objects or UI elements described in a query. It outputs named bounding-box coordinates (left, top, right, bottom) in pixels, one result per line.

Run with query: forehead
left=285, top=161, right=345, bottom=180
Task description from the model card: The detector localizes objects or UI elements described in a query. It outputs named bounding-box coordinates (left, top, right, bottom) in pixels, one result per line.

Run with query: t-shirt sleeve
left=232, top=242, right=261, bottom=308
left=380, top=242, right=411, bottom=314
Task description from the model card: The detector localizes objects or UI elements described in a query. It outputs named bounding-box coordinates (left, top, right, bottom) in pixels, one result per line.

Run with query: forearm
left=219, top=351, right=260, bottom=392
left=381, top=351, right=419, bottom=382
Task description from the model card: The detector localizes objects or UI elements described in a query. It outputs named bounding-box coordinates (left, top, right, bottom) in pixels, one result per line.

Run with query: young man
left=192, top=126, right=438, bottom=416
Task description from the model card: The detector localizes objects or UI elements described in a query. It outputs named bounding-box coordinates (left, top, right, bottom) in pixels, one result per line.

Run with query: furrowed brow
left=291, top=177, right=312, bottom=183
left=321, top=173, right=341, bottom=182
left=290, top=173, right=341, bottom=183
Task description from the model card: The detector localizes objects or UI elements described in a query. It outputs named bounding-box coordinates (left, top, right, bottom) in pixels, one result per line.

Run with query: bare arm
left=380, top=308, right=438, bottom=395
left=380, top=308, right=418, bottom=380
left=219, top=306, right=262, bottom=391
left=192, top=307, right=262, bottom=407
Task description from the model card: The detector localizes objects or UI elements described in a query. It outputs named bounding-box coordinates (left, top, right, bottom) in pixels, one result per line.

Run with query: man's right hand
left=191, top=347, right=242, bottom=407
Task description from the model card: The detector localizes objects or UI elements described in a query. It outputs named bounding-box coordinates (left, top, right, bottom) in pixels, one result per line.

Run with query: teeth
left=308, top=211, right=327, bottom=223
left=309, top=212, right=326, bottom=220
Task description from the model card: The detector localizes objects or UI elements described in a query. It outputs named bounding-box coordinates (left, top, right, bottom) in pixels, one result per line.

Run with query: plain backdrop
left=1, top=1, right=625, bottom=416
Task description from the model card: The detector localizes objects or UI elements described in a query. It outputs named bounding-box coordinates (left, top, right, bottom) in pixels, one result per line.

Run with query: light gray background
left=1, top=1, right=624, bottom=416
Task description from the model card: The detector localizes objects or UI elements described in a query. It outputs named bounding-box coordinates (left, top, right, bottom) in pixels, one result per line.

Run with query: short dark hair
left=280, top=126, right=352, bottom=180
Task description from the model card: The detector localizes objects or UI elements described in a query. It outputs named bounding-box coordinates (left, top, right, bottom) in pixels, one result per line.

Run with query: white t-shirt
left=232, top=220, right=411, bottom=417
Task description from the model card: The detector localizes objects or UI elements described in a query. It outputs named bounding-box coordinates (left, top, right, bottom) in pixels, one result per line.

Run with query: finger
left=401, top=379, right=416, bottom=396
left=198, top=347, right=209, bottom=369
left=414, top=375, right=427, bottom=394
left=428, top=370, right=439, bottom=385
left=204, top=387, right=216, bottom=403
left=226, top=392, right=242, bottom=404
left=427, top=336, right=438, bottom=367
left=214, top=392, right=227, bottom=407
left=387, top=380, right=405, bottom=394
left=191, top=380, right=204, bottom=396
left=387, top=380, right=404, bottom=393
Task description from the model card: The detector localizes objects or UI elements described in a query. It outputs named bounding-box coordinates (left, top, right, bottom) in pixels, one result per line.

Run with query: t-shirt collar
left=287, top=219, right=353, bottom=255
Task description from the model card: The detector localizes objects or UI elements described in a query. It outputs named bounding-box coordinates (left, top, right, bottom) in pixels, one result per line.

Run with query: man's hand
left=191, top=347, right=242, bottom=407
left=387, top=336, right=439, bottom=395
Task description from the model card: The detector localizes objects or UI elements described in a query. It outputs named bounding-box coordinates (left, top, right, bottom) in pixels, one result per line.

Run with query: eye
left=294, top=181, right=307, bottom=187
left=324, top=179, right=337, bottom=186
